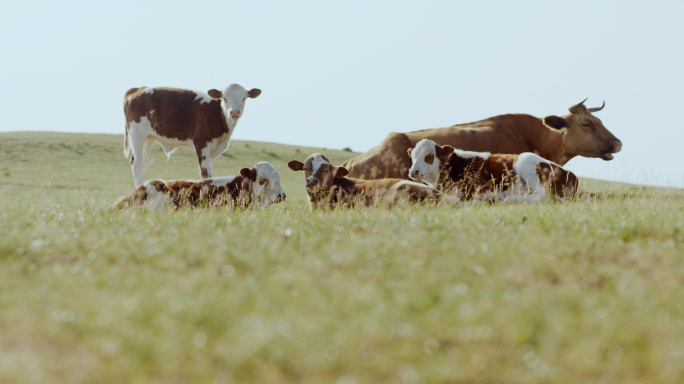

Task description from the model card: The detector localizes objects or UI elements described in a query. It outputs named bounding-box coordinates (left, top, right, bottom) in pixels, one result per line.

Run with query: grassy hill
left=0, top=131, right=355, bottom=201
left=1, top=132, right=683, bottom=383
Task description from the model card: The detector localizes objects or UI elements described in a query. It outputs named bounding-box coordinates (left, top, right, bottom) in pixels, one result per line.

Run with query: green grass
left=1, top=132, right=683, bottom=383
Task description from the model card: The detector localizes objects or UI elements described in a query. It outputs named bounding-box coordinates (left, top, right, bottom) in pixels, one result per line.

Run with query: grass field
left=1, top=131, right=683, bottom=383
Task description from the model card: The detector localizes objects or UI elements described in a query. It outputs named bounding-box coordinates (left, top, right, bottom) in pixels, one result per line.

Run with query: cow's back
left=124, top=87, right=227, bottom=142
left=405, top=114, right=542, bottom=155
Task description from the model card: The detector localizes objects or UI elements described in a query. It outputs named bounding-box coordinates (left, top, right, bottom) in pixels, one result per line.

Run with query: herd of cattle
left=112, top=83, right=622, bottom=210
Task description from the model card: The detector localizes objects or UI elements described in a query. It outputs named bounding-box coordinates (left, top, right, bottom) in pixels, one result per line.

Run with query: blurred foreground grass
left=1, top=132, right=683, bottom=383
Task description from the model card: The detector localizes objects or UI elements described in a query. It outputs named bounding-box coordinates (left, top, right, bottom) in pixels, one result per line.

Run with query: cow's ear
left=334, top=167, right=349, bottom=178
left=288, top=160, right=304, bottom=171
left=407, top=148, right=413, bottom=157
left=248, top=88, right=262, bottom=98
left=240, top=167, right=257, bottom=181
left=207, top=89, right=223, bottom=99
left=436, top=145, right=455, bottom=157
left=543, top=115, right=568, bottom=129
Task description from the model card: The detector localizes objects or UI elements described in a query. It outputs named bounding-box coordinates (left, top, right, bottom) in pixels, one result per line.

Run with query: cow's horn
left=587, top=101, right=605, bottom=113
left=568, top=98, right=588, bottom=113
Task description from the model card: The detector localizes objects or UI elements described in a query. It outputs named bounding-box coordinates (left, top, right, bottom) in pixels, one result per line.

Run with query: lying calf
left=112, top=162, right=286, bottom=210
left=408, top=139, right=578, bottom=202
left=288, top=153, right=439, bottom=209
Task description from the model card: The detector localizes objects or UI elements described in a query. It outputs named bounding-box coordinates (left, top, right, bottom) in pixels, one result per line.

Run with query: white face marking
left=513, top=152, right=549, bottom=196
left=252, top=162, right=285, bottom=208
left=310, top=153, right=330, bottom=174
left=306, top=153, right=331, bottom=191
left=143, top=181, right=172, bottom=211
left=223, top=84, right=250, bottom=119
left=409, top=139, right=441, bottom=188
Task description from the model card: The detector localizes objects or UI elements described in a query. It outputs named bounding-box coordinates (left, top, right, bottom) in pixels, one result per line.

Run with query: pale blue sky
left=2, top=1, right=683, bottom=187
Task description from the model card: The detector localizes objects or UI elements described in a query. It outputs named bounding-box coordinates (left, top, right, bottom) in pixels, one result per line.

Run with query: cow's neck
left=524, top=121, right=574, bottom=166
left=333, top=177, right=359, bottom=195
left=226, top=117, right=238, bottom=132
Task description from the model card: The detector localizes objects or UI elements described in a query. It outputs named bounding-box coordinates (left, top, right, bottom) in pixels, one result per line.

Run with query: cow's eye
left=425, top=154, right=434, bottom=164
left=259, top=179, right=268, bottom=186
left=582, top=123, right=592, bottom=128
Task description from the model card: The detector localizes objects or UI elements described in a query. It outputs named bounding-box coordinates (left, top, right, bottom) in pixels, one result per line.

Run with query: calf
left=408, top=139, right=578, bottom=202
left=112, top=162, right=285, bottom=210
left=288, top=153, right=439, bottom=209
left=124, top=84, right=261, bottom=186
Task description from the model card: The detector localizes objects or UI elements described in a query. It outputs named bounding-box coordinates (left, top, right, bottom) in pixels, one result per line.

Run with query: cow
left=408, top=139, right=578, bottom=203
left=111, top=162, right=285, bottom=211
left=343, top=99, right=621, bottom=180
left=123, top=84, right=261, bottom=186
left=288, top=153, right=441, bottom=210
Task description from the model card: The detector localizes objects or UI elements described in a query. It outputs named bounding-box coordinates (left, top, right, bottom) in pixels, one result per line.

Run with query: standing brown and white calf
left=112, top=162, right=285, bottom=210
left=123, top=84, right=261, bottom=186
left=408, top=139, right=578, bottom=202
left=288, top=153, right=440, bottom=209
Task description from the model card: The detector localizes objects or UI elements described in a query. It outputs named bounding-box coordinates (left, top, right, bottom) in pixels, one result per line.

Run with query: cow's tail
left=123, top=87, right=141, bottom=161
left=123, top=124, right=131, bottom=159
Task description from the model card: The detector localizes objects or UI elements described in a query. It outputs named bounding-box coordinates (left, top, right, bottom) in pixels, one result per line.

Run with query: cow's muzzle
left=306, top=178, right=319, bottom=190
left=230, top=111, right=242, bottom=119
left=409, top=168, right=421, bottom=180
left=276, top=193, right=286, bottom=202
left=600, top=139, right=622, bottom=161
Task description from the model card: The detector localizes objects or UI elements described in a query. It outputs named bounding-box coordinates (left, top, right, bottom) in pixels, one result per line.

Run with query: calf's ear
left=407, top=148, right=413, bottom=156
left=334, top=167, right=349, bottom=178
left=436, top=145, right=455, bottom=157
left=240, top=168, right=257, bottom=181
left=288, top=160, right=304, bottom=171
left=543, top=115, right=567, bottom=129
left=248, top=88, right=262, bottom=98
left=207, top=89, right=223, bottom=99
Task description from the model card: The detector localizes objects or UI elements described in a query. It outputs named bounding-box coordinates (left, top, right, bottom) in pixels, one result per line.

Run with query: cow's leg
left=196, top=144, right=213, bottom=179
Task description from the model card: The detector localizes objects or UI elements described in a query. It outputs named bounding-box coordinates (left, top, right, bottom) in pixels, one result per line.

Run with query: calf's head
left=542, top=98, right=622, bottom=161
left=207, top=84, right=261, bottom=119
left=239, top=162, right=286, bottom=208
left=407, top=139, right=455, bottom=188
left=288, top=153, right=349, bottom=193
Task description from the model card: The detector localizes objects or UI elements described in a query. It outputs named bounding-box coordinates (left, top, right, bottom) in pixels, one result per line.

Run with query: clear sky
left=2, top=1, right=683, bottom=187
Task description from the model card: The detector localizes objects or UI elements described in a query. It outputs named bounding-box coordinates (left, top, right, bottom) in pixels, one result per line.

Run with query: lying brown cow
left=343, top=99, right=621, bottom=179
left=112, top=162, right=285, bottom=210
left=288, top=153, right=439, bottom=209
left=408, top=139, right=578, bottom=202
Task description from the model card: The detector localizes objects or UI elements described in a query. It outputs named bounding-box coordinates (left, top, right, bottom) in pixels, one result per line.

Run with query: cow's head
left=239, top=162, right=286, bottom=208
left=542, top=98, right=622, bottom=161
left=408, top=139, right=455, bottom=188
left=208, top=84, right=261, bottom=119
left=288, top=153, right=349, bottom=193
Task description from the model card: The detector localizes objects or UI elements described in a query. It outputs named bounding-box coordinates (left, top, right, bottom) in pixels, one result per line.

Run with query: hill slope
left=0, top=131, right=357, bottom=200
left=1, top=132, right=683, bottom=383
